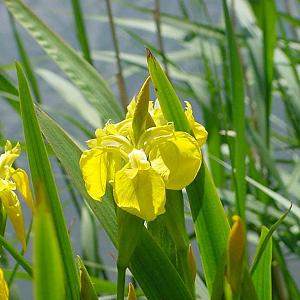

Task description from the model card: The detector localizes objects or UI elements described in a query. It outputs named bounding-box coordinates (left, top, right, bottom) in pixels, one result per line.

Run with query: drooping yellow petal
left=149, top=131, right=202, bottom=189
left=185, top=101, right=208, bottom=146
left=10, top=168, right=35, bottom=212
left=0, top=268, right=9, bottom=300
left=80, top=148, right=108, bottom=200
left=1, top=190, right=26, bottom=250
left=114, top=165, right=166, bottom=221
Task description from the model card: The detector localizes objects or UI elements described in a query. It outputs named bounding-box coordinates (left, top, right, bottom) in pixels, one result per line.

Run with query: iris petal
left=1, top=190, right=26, bottom=250
left=149, top=131, right=202, bottom=189
left=10, top=168, right=35, bottom=212
left=114, top=166, right=166, bottom=221
left=80, top=148, right=108, bottom=200
left=185, top=101, right=208, bottom=146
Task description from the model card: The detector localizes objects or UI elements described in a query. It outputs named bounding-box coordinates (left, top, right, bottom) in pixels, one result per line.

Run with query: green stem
left=117, top=266, right=126, bottom=300
left=0, top=234, right=32, bottom=277
left=8, top=219, right=33, bottom=286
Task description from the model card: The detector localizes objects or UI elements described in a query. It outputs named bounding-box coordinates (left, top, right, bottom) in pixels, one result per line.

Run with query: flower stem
left=117, top=266, right=126, bottom=300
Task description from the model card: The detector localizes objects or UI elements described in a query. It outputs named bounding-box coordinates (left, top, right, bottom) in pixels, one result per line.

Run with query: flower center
left=128, top=149, right=149, bottom=169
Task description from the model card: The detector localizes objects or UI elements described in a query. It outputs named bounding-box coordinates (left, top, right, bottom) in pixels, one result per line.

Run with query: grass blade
left=34, top=191, right=65, bottom=300
left=250, top=204, right=291, bottom=275
left=16, top=62, right=80, bottom=299
left=222, top=0, right=246, bottom=219
left=9, top=13, right=41, bottom=103
left=251, top=226, right=272, bottom=300
left=70, top=0, right=93, bottom=65
left=5, top=0, right=122, bottom=122
left=78, top=256, right=98, bottom=300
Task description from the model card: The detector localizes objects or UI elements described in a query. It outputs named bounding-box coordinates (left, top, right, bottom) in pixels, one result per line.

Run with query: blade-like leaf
left=16, top=62, right=80, bottom=299
left=251, top=204, right=291, bottom=274
left=222, top=0, right=246, bottom=219
left=34, top=193, right=65, bottom=300
left=9, top=13, right=41, bottom=103
left=78, top=256, right=98, bottom=300
left=147, top=49, right=230, bottom=296
left=5, top=0, right=123, bottom=122
left=252, top=226, right=272, bottom=300
left=70, top=0, right=93, bottom=64
left=36, top=69, right=102, bottom=128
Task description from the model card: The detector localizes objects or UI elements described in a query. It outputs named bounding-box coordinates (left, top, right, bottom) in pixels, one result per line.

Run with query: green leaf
left=146, top=49, right=190, bottom=132
left=34, top=193, right=65, bottom=300
left=16, top=62, right=80, bottom=299
left=251, top=227, right=272, bottom=300
left=250, top=0, right=277, bottom=146
left=80, top=206, right=103, bottom=278
left=0, top=71, right=20, bottom=113
left=222, top=0, right=246, bottom=219
left=5, top=0, right=123, bottom=122
left=70, top=0, right=93, bottom=65
left=36, top=107, right=193, bottom=300
left=9, top=13, right=41, bottom=103
left=78, top=256, right=98, bottom=300
left=250, top=204, right=291, bottom=275
left=36, top=68, right=102, bottom=128
left=147, top=50, right=230, bottom=296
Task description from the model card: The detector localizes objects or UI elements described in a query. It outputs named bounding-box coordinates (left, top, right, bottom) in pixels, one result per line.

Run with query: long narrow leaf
left=252, top=226, right=272, bottom=300
left=16, top=63, right=80, bottom=299
left=222, top=0, right=246, bottom=219
left=70, top=0, right=93, bottom=64
left=34, top=192, right=65, bottom=300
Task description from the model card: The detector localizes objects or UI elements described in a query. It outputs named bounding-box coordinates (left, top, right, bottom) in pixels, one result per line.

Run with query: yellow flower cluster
left=0, top=141, right=34, bottom=249
left=80, top=95, right=207, bottom=221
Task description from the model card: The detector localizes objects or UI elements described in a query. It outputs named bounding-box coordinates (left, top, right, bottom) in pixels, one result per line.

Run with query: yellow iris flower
left=80, top=99, right=207, bottom=221
left=127, top=99, right=208, bottom=147
left=0, top=268, right=9, bottom=300
left=0, top=141, right=34, bottom=249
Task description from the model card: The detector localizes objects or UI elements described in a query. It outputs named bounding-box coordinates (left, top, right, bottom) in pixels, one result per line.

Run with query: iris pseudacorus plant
left=80, top=80, right=208, bottom=222
left=0, top=141, right=34, bottom=249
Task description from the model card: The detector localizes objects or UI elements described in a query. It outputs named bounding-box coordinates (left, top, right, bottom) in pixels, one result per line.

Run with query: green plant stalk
left=222, top=0, right=246, bottom=219
left=117, top=266, right=126, bottom=300
left=164, top=190, right=194, bottom=297
left=71, top=0, right=93, bottom=65
left=0, top=234, right=32, bottom=277
left=8, top=219, right=33, bottom=286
